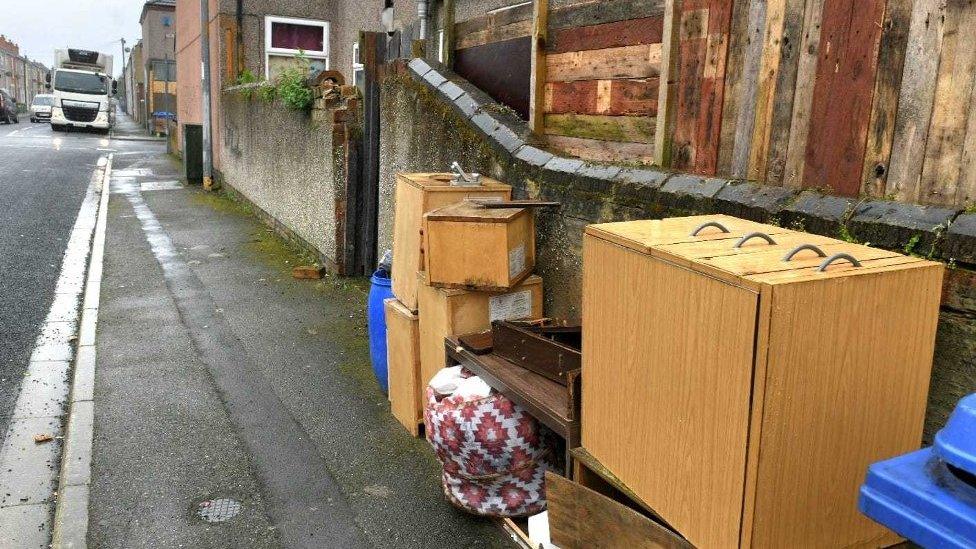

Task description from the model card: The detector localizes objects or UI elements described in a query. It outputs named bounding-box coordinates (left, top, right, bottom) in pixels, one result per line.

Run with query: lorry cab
left=48, top=49, right=116, bottom=133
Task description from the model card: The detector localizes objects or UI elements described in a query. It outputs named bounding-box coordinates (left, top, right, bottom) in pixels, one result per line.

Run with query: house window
left=264, top=16, right=329, bottom=79
left=352, top=42, right=365, bottom=89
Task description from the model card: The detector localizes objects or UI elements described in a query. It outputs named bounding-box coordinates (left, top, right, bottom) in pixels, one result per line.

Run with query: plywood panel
left=548, top=16, right=664, bottom=54
left=545, top=79, right=659, bottom=116
left=802, top=0, right=887, bottom=195
left=544, top=114, right=656, bottom=144
left=385, top=298, right=422, bottom=436
left=749, top=263, right=943, bottom=547
left=455, top=37, right=533, bottom=119
left=582, top=235, right=757, bottom=549
left=547, top=43, right=663, bottom=82
left=884, top=0, right=946, bottom=202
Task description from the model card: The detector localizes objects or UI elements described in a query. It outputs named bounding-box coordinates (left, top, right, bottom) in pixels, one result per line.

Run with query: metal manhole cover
left=197, top=498, right=242, bottom=523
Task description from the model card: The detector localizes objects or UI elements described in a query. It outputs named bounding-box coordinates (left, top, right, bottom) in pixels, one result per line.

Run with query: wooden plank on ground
left=547, top=472, right=692, bottom=549
left=763, top=0, right=808, bottom=185
left=729, top=0, right=767, bottom=178
left=859, top=0, right=913, bottom=197
left=547, top=134, right=655, bottom=163
left=456, top=19, right=532, bottom=50
left=655, top=0, right=683, bottom=166
left=747, top=0, right=787, bottom=181
left=545, top=79, right=659, bottom=116
left=550, top=0, right=666, bottom=31
left=548, top=16, right=664, bottom=54
left=802, top=0, right=888, bottom=196
left=715, top=0, right=753, bottom=175
left=529, top=0, right=549, bottom=134
left=885, top=0, right=947, bottom=203
left=783, top=0, right=827, bottom=188
left=545, top=113, right=656, bottom=143
left=917, top=0, right=976, bottom=206
left=547, top=44, right=663, bottom=82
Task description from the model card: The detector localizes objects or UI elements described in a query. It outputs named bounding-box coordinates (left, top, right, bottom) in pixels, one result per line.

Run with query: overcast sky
left=5, top=0, right=144, bottom=77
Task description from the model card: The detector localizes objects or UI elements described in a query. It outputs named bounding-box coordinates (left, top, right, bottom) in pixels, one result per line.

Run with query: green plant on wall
left=258, top=83, right=277, bottom=102
left=236, top=68, right=261, bottom=100
left=275, top=52, right=315, bottom=111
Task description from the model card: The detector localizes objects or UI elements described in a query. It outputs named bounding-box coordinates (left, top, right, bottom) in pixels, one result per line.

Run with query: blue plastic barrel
left=367, top=269, right=394, bottom=393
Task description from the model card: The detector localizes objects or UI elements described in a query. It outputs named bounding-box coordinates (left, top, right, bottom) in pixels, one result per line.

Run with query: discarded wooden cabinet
left=582, top=214, right=944, bottom=548
left=384, top=298, right=422, bottom=436
left=417, top=273, right=543, bottom=390
left=422, top=201, right=535, bottom=291
left=391, top=173, right=511, bottom=311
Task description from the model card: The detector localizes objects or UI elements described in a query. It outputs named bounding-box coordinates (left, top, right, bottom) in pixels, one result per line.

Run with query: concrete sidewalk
left=85, top=146, right=512, bottom=547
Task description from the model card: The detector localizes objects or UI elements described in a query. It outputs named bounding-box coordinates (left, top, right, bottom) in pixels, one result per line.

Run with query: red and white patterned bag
left=424, top=371, right=551, bottom=517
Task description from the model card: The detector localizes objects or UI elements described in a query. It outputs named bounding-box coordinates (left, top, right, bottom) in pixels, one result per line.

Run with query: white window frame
left=352, top=42, right=364, bottom=81
left=437, top=29, right=446, bottom=64
left=264, top=15, right=330, bottom=78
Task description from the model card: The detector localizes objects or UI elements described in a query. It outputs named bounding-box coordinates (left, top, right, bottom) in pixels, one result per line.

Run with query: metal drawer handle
left=690, top=221, right=731, bottom=236
left=817, top=253, right=862, bottom=272
left=734, top=232, right=777, bottom=248
left=783, top=244, right=828, bottom=262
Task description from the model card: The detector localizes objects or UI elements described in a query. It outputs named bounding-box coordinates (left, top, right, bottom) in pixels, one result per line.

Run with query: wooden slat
left=747, top=0, right=787, bottom=181
left=456, top=19, right=532, bottom=50
left=550, top=0, right=666, bottom=31
left=547, top=43, right=663, bottom=82
left=544, top=79, right=659, bottom=116
left=802, top=0, right=888, bottom=195
left=859, top=0, right=913, bottom=197
left=715, top=0, right=753, bottom=175
left=960, top=79, right=976, bottom=207
left=782, top=0, right=827, bottom=188
left=884, top=0, right=947, bottom=202
left=548, top=16, right=664, bottom=54
left=545, top=113, right=656, bottom=143
left=546, top=134, right=655, bottom=163
left=529, top=0, right=549, bottom=134
left=762, top=0, right=807, bottom=185
left=670, top=6, right=707, bottom=171
left=692, top=0, right=735, bottom=175
left=454, top=2, right=535, bottom=37
left=729, top=0, right=767, bottom=177
left=917, top=0, right=976, bottom=206
left=654, top=0, right=683, bottom=166
left=547, top=472, right=692, bottom=549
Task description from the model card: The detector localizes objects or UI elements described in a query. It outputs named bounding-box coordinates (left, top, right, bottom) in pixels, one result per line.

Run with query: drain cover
left=197, top=498, right=242, bottom=523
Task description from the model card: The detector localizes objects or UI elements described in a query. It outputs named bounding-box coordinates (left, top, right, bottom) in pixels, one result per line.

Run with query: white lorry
left=47, top=49, right=116, bottom=133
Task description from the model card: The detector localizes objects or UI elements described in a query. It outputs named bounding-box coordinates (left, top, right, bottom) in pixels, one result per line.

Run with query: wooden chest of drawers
left=581, top=214, right=943, bottom=548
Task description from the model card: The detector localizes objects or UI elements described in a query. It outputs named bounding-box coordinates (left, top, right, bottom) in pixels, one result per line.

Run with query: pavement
left=77, top=116, right=514, bottom=548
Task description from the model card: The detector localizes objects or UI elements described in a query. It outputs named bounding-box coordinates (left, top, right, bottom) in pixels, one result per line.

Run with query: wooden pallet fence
left=542, top=0, right=665, bottom=164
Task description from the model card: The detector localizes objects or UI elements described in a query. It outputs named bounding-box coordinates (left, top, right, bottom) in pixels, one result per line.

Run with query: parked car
left=30, top=94, right=55, bottom=123
left=0, top=88, right=18, bottom=124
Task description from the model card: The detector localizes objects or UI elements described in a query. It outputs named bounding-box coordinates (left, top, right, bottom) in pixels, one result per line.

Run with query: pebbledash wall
left=379, top=58, right=976, bottom=443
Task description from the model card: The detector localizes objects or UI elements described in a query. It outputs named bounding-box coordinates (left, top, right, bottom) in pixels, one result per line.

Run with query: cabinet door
left=582, top=235, right=759, bottom=549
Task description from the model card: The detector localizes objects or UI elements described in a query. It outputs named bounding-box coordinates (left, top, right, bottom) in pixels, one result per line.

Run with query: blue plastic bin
left=366, top=269, right=393, bottom=393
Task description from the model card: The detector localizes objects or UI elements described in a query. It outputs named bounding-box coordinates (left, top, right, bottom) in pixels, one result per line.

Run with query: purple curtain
left=271, top=22, right=324, bottom=51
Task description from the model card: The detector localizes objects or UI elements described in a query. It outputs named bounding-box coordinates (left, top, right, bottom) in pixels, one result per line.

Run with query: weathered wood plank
left=670, top=7, right=708, bottom=170
left=763, top=0, right=807, bottom=185
left=545, top=113, right=657, bottom=143
left=802, top=0, right=888, bottom=196
left=691, top=0, right=735, bottom=175
left=545, top=79, right=659, bottom=116
left=715, top=0, right=753, bottom=175
left=960, top=82, right=976, bottom=207
left=655, top=0, right=683, bottom=166
left=747, top=0, right=787, bottom=181
left=918, top=0, right=976, bottom=206
left=550, top=0, right=666, bottom=31
left=859, top=0, right=913, bottom=197
left=530, top=0, right=549, bottom=134
left=782, top=0, right=827, bottom=188
left=547, top=134, right=655, bottom=164
left=547, top=43, right=663, bottom=82
left=885, top=0, right=947, bottom=202
left=456, top=19, right=532, bottom=50
left=730, top=0, right=767, bottom=178
left=548, top=16, right=664, bottom=54
left=455, top=2, right=534, bottom=37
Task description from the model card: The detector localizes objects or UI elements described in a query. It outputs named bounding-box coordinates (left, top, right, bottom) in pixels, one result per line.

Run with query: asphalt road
left=0, top=119, right=138, bottom=441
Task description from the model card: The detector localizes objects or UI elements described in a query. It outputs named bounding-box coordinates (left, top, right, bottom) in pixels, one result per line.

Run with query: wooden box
left=384, top=298, right=422, bottom=436
left=417, top=273, right=543, bottom=390
left=422, top=201, right=535, bottom=290
left=581, top=214, right=943, bottom=548
left=391, top=173, right=511, bottom=311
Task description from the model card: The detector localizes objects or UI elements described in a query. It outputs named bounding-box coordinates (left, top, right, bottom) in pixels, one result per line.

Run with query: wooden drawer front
left=385, top=298, right=422, bottom=436
left=746, top=263, right=943, bottom=548
left=582, top=235, right=757, bottom=549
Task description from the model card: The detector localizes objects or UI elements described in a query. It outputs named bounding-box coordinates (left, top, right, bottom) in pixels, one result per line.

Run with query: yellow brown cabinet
left=391, top=173, right=511, bottom=311
left=581, top=215, right=943, bottom=549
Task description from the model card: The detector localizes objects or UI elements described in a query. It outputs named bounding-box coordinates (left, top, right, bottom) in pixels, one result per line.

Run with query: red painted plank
left=548, top=17, right=664, bottom=54
left=802, top=0, right=887, bottom=196
left=545, top=79, right=659, bottom=116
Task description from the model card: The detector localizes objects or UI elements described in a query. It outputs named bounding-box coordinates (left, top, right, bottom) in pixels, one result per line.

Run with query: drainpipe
left=201, top=0, right=214, bottom=189
left=418, top=0, right=429, bottom=40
